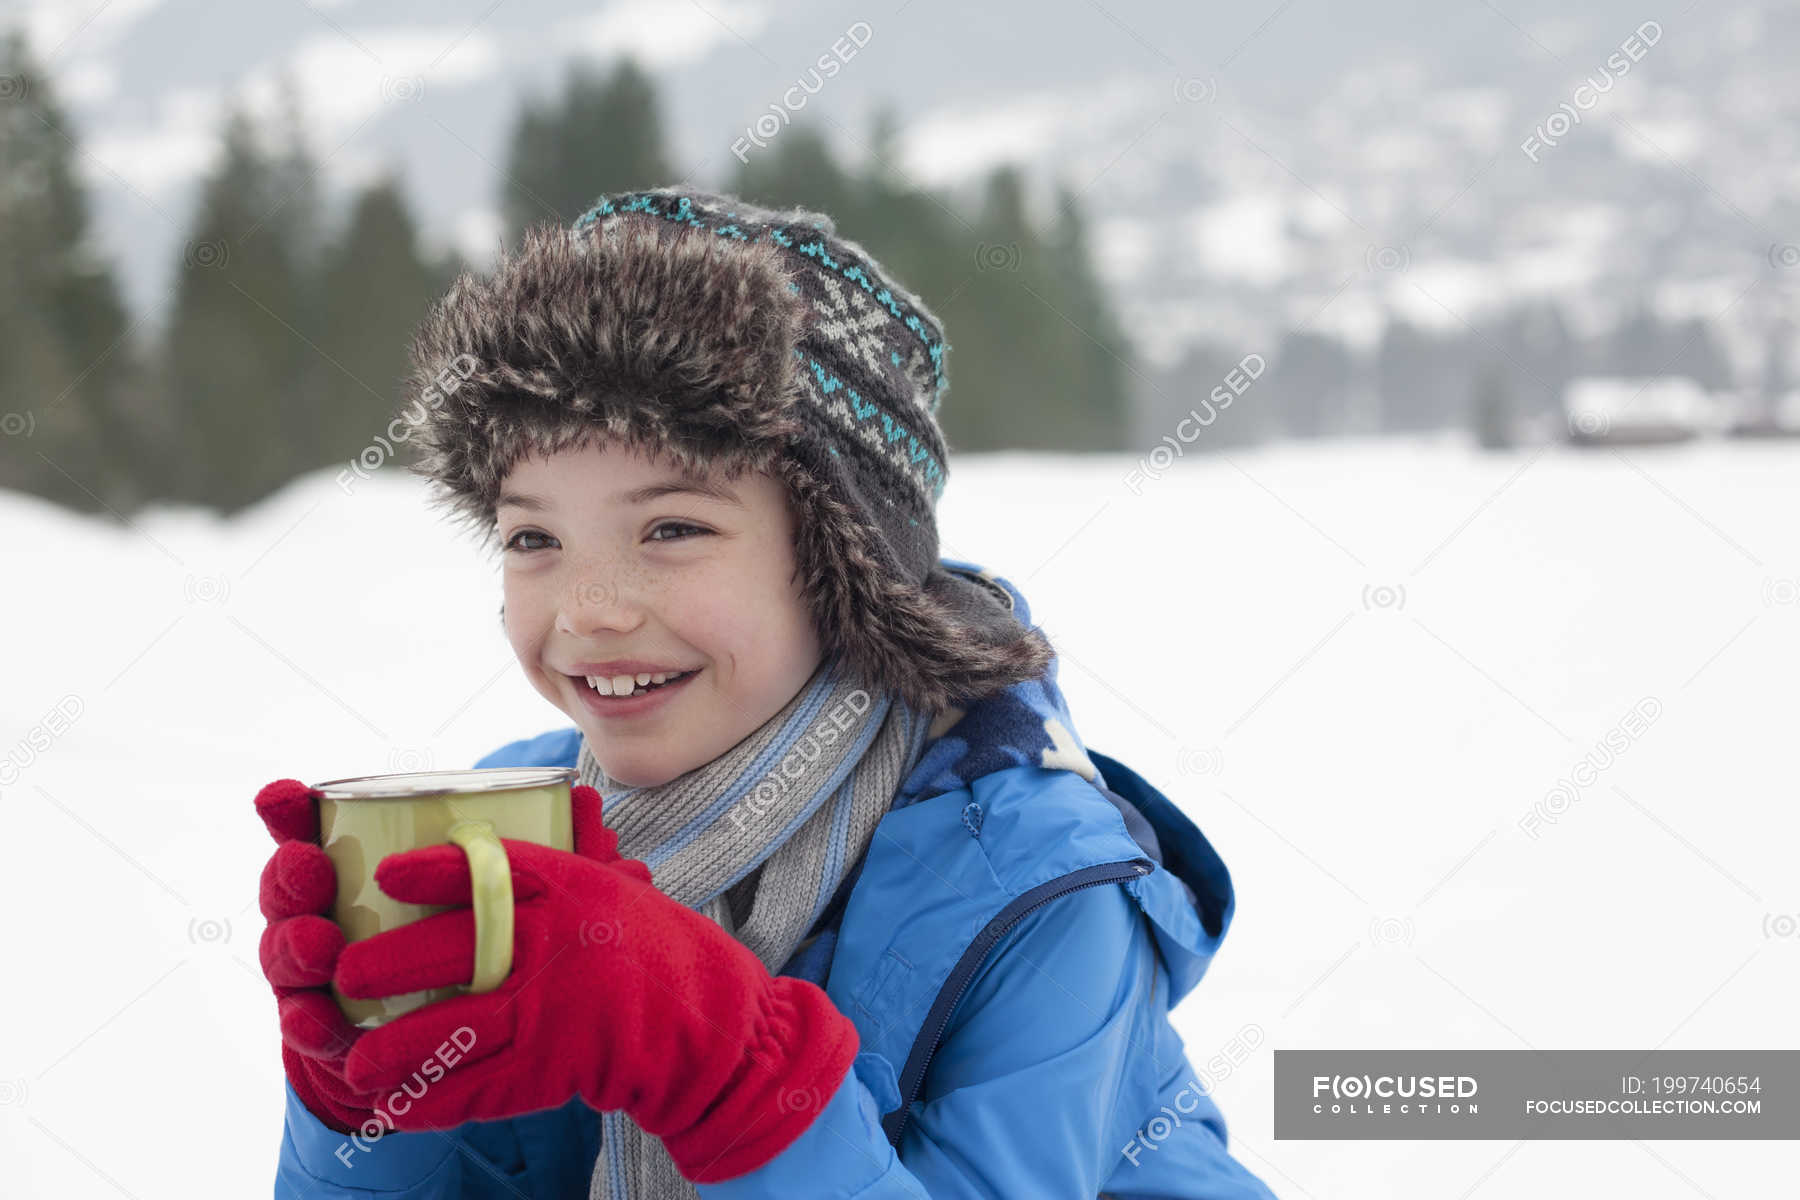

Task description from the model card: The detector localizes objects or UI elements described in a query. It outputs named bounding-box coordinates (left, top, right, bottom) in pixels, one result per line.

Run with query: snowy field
left=2, top=436, right=1797, bottom=1197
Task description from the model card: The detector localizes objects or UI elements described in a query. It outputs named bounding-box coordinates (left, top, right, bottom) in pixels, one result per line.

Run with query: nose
left=554, top=571, right=645, bottom=638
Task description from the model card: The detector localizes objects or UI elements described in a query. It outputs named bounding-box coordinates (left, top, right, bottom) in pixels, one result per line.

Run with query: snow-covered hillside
left=2, top=437, right=1795, bottom=1196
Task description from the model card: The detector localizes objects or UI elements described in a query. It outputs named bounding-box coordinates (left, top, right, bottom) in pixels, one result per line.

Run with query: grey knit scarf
left=579, top=654, right=936, bottom=1199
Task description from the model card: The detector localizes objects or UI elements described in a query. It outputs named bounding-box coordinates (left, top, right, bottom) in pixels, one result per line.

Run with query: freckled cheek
left=689, top=554, right=813, bottom=669
left=501, top=578, right=554, bottom=670
left=671, top=589, right=759, bottom=664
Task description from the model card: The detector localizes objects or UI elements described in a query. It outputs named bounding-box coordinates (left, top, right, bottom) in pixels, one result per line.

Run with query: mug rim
left=311, top=766, right=577, bottom=800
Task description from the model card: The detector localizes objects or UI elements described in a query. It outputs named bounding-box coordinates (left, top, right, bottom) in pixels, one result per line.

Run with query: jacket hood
left=880, top=559, right=1237, bottom=1001
left=1080, top=752, right=1238, bottom=993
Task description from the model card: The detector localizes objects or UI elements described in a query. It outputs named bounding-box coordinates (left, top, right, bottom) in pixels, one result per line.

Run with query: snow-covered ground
left=2, top=436, right=1796, bottom=1197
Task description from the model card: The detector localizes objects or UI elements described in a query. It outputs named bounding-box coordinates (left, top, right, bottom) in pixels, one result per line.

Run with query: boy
left=255, top=187, right=1279, bottom=1198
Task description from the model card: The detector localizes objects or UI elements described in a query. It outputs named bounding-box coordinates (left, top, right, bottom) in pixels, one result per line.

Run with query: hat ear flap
left=777, top=452, right=1052, bottom=713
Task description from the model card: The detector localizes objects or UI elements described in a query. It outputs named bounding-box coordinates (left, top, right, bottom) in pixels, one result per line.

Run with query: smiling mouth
left=568, top=669, right=699, bottom=698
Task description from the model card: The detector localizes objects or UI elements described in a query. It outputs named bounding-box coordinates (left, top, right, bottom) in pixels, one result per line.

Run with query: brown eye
left=504, top=530, right=555, bottom=552
left=648, top=521, right=709, bottom=543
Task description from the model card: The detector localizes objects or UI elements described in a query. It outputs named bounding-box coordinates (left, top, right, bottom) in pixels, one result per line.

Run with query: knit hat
left=398, top=185, right=1052, bottom=712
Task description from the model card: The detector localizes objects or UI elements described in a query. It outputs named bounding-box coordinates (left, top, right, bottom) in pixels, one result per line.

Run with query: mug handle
left=446, top=819, right=513, bottom=993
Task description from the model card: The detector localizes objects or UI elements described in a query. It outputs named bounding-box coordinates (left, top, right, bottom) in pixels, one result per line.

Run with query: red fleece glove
left=330, top=785, right=860, bottom=1183
left=254, top=778, right=384, bottom=1135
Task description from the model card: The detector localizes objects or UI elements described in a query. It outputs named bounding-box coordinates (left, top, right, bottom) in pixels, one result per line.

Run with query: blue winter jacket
left=275, top=728, right=1278, bottom=1197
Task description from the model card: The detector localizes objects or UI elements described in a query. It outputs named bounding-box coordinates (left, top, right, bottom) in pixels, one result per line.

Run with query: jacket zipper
left=879, top=857, right=1155, bottom=1149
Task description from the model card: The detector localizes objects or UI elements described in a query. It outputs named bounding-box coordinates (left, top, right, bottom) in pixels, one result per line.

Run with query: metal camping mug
left=309, top=766, right=576, bottom=1028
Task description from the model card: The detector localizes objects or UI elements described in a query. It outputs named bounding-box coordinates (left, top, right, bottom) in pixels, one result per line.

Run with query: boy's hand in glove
left=334, top=784, right=860, bottom=1183
left=254, top=778, right=384, bottom=1135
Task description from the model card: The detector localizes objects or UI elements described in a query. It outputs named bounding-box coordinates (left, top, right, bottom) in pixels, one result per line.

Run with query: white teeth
left=583, top=670, right=690, bottom=697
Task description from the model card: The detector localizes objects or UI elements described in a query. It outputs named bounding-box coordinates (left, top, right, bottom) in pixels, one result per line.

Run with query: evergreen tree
left=265, top=72, right=328, bottom=285
left=733, top=130, right=1138, bottom=454
left=1756, top=319, right=1794, bottom=426
left=500, top=56, right=676, bottom=242
left=314, top=168, right=443, bottom=472
left=846, top=106, right=975, bottom=438
left=1497, top=301, right=1576, bottom=424
left=1138, top=340, right=1266, bottom=452
left=0, top=29, right=139, bottom=513
left=1375, top=319, right=1432, bottom=432
left=1601, top=302, right=1663, bottom=377
left=1043, top=177, right=1132, bottom=450
left=1266, top=330, right=1353, bottom=438
left=852, top=105, right=963, bottom=306
left=727, top=122, right=859, bottom=226
left=1374, top=318, right=1474, bottom=433
left=1666, top=315, right=1733, bottom=391
left=1471, top=360, right=1513, bottom=450
left=159, top=98, right=321, bottom=511
left=1594, top=302, right=1733, bottom=391
left=947, top=164, right=1046, bottom=451
left=863, top=105, right=906, bottom=196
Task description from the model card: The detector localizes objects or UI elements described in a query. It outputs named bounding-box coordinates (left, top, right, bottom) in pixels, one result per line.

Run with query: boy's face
left=496, top=439, right=823, bottom=788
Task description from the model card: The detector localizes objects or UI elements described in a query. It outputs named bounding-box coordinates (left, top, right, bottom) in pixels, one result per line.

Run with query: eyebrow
left=496, top=478, right=744, bottom=512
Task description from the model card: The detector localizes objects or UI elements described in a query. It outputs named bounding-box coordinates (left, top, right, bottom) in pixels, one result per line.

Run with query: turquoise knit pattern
left=569, top=189, right=951, bottom=515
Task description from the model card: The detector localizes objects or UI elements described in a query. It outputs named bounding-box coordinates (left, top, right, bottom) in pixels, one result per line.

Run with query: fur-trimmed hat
left=398, top=186, right=1052, bottom=713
